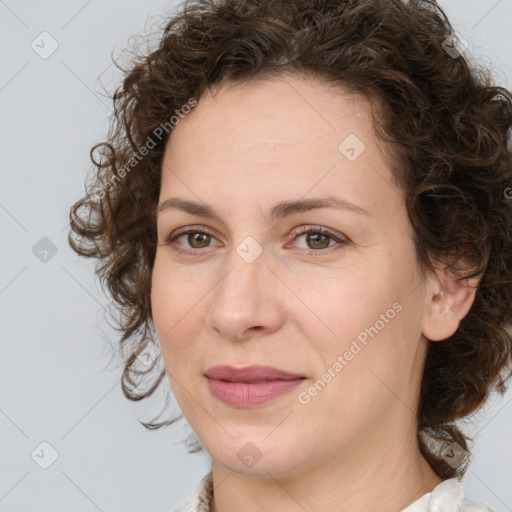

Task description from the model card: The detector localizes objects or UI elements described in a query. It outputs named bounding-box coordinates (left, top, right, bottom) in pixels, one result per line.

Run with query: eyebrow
left=157, top=195, right=370, bottom=221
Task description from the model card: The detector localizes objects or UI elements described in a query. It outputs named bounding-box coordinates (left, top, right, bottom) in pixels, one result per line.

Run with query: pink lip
left=205, top=365, right=306, bottom=407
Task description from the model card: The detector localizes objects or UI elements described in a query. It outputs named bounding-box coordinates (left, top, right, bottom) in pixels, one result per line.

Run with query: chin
left=203, top=429, right=305, bottom=477
left=215, top=450, right=298, bottom=477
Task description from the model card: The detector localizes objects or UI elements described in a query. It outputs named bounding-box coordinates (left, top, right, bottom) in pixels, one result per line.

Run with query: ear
left=422, top=267, right=481, bottom=342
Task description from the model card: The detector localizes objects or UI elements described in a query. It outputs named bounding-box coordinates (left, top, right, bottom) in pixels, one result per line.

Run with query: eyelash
left=163, top=225, right=348, bottom=257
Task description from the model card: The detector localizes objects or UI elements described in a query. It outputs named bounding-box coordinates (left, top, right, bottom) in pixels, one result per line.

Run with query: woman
left=68, top=0, right=512, bottom=510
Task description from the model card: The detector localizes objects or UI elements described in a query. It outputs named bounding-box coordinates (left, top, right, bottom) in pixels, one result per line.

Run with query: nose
left=205, top=246, right=285, bottom=342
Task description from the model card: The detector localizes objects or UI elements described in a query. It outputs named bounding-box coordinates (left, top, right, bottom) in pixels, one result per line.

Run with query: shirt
left=171, top=472, right=495, bottom=512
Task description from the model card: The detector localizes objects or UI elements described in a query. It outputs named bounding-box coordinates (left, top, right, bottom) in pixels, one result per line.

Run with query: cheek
left=298, top=257, right=418, bottom=377
left=150, top=265, right=204, bottom=404
left=295, top=265, right=393, bottom=340
left=303, top=303, right=418, bottom=426
left=151, top=262, right=171, bottom=339
left=150, top=254, right=215, bottom=374
left=150, top=258, right=193, bottom=354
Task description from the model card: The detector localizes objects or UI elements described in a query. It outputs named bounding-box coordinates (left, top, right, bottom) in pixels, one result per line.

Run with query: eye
left=289, top=226, right=348, bottom=256
left=163, top=226, right=220, bottom=255
left=162, top=225, right=348, bottom=257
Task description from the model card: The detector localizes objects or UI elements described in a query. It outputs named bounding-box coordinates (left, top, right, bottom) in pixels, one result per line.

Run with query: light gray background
left=1, top=1, right=511, bottom=511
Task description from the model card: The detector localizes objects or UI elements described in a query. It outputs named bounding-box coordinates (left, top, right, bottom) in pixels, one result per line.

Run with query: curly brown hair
left=68, top=0, right=512, bottom=480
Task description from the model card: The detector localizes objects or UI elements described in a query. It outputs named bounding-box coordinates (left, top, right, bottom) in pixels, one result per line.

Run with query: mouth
left=204, top=364, right=305, bottom=382
left=204, top=365, right=306, bottom=407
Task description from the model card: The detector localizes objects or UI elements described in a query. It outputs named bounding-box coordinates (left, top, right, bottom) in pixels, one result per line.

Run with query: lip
left=204, top=364, right=304, bottom=382
left=205, top=365, right=306, bottom=407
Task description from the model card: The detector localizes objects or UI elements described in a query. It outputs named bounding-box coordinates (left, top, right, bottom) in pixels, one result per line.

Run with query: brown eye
left=305, top=232, right=331, bottom=250
left=186, top=232, right=211, bottom=249
left=290, top=226, right=348, bottom=257
left=163, top=227, right=221, bottom=255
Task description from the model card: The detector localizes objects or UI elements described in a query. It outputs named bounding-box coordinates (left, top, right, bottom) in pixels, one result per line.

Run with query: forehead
left=158, top=74, right=399, bottom=221
left=175, top=74, right=375, bottom=142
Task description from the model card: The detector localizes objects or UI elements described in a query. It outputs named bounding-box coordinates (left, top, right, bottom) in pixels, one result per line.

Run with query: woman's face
left=151, top=74, right=436, bottom=477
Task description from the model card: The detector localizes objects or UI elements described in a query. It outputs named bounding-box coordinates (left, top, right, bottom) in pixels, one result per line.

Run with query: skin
left=151, top=73, right=479, bottom=512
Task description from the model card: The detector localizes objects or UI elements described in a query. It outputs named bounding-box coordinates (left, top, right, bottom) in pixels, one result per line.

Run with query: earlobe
left=421, top=271, right=480, bottom=342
